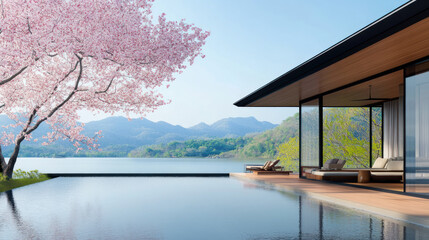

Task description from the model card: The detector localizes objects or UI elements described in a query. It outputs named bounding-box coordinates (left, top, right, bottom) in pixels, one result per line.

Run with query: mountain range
left=82, top=116, right=277, bottom=147
left=129, top=113, right=299, bottom=159
left=0, top=115, right=277, bottom=156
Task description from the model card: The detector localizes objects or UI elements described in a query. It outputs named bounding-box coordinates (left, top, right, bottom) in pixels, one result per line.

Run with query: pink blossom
left=0, top=0, right=208, bottom=177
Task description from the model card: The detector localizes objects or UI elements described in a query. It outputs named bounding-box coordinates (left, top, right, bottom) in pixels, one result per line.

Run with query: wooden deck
left=231, top=173, right=429, bottom=228
left=347, top=182, right=403, bottom=192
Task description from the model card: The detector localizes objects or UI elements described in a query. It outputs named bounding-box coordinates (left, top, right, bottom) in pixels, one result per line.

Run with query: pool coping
left=231, top=173, right=429, bottom=229
left=45, top=173, right=230, bottom=177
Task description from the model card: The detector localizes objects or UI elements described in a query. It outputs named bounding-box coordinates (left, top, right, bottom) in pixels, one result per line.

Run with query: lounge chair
left=321, top=159, right=346, bottom=170
left=303, top=159, right=346, bottom=177
left=246, top=160, right=293, bottom=175
left=370, top=158, right=403, bottom=182
left=307, top=171, right=358, bottom=182
left=305, top=159, right=357, bottom=181
left=246, top=160, right=282, bottom=171
left=306, top=157, right=403, bottom=182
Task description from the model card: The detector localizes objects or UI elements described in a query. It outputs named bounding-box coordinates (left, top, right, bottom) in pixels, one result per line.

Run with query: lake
left=12, top=157, right=267, bottom=173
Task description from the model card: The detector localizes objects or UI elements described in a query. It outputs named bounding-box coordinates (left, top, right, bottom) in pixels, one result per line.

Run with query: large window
left=301, top=99, right=320, bottom=168
left=405, top=69, right=429, bottom=195
left=301, top=102, right=383, bottom=171
left=323, top=108, right=370, bottom=168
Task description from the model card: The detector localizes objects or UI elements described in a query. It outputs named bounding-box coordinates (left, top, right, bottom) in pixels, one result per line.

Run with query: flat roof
left=235, top=0, right=429, bottom=107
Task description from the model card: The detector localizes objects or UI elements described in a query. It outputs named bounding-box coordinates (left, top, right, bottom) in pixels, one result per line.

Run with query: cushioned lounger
left=308, top=171, right=358, bottom=182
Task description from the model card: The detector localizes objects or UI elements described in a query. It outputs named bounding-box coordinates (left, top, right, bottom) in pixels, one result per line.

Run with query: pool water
left=0, top=177, right=428, bottom=239
left=13, top=157, right=266, bottom=173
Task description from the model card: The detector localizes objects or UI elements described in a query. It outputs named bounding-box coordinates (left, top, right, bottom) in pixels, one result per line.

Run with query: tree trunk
left=3, top=143, right=21, bottom=179
left=0, top=145, right=7, bottom=176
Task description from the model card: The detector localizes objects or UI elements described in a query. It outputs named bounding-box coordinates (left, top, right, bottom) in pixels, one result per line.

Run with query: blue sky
left=80, top=0, right=408, bottom=127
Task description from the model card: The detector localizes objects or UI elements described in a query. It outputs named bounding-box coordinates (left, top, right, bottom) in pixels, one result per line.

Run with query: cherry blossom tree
left=0, top=0, right=209, bottom=178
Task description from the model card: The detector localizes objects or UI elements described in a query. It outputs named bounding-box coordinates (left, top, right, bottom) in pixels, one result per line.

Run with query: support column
left=370, top=106, right=373, bottom=168
left=299, top=105, right=302, bottom=178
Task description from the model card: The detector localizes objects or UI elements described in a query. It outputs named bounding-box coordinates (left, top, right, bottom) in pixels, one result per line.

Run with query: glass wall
left=301, top=99, right=320, bottom=168
left=405, top=70, right=429, bottom=195
left=372, top=107, right=383, bottom=163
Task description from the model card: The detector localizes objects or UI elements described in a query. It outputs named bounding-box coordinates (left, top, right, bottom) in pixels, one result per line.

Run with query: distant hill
left=81, top=116, right=277, bottom=146
left=129, top=113, right=299, bottom=159
left=223, top=113, right=299, bottom=158
left=188, top=117, right=277, bottom=138
left=0, top=116, right=277, bottom=157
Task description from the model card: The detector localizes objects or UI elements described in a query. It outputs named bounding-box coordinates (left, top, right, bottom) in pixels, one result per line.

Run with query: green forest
left=128, top=113, right=299, bottom=159
left=128, top=138, right=250, bottom=158
left=9, top=145, right=135, bottom=158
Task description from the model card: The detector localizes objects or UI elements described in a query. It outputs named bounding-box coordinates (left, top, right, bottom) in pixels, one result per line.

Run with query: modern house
left=235, top=0, right=429, bottom=196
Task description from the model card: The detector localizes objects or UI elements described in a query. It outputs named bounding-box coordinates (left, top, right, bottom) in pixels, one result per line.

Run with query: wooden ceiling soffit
left=247, top=17, right=429, bottom=107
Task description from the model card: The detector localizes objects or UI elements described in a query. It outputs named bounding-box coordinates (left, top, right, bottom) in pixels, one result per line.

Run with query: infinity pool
left=0, top=177, right=428, bottom=239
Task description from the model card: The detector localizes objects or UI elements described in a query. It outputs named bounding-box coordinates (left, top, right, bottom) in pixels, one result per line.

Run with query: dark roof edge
left=235, top=0, right=429, bottom=107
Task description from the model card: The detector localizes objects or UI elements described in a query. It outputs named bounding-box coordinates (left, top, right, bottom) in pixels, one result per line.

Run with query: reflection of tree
left=2, top=190, right=40, bottom=239
left=0, top=194, right=4, bottom=232
left=6, top=191, right=17, bottom=214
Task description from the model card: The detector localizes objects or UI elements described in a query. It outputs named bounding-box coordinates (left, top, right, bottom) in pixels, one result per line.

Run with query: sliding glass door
left=300, top=99, right=320, bottom=171
left=405, top=69, right=429, bottom=195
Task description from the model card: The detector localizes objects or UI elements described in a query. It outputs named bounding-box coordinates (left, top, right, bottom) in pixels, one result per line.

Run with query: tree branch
left=0, top=46, right=49, bottom=86
left=16, top=59, right=81, bottom=141
left=26, top=55, right=83, bottom=136
left=103, top=57, right=124, bottom=66
left=95, top=77, right=114, bottom=94
left=0, top=66, right=28, bottom=86
left=21, top=108, right=38, bottom=134
left=27, top=17, right=32, bottom=34
left=55, top=129, right=98, bottom=150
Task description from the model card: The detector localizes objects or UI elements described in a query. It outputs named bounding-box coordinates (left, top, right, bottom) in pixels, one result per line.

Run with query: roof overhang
left=235, top=0, right=429, bottom=107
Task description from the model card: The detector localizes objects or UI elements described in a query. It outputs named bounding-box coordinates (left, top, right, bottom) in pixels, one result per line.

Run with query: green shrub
left=12, top=169, right=45, bottom=179
left=0, top=169, right=45, bottom=181
left=0, top=174, right=7, bottom=181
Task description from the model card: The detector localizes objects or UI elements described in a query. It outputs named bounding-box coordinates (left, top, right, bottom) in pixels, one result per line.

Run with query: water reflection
left=296, top=194, right=427, bottom=240
left=0, top=178, right=428, bottom=240
left=241, top=182, right=429, bottom=240
left=1, top=190, right=40, bottom=239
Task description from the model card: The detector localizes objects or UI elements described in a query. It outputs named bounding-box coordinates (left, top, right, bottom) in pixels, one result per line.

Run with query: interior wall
left=383, top=96, right=404, bottom=158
